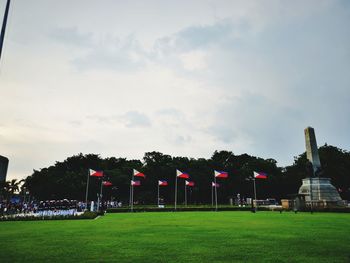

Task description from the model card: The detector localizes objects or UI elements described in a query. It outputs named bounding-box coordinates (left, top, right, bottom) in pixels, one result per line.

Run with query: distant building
left=0, top=155, right=9, bottom=182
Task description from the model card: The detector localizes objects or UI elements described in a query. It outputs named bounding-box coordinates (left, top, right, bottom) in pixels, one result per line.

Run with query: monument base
left=298, top=177, right=344, bottom=208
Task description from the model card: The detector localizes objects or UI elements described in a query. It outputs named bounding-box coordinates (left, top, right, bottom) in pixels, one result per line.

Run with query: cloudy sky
left=1, top=0, right=349, bottom=180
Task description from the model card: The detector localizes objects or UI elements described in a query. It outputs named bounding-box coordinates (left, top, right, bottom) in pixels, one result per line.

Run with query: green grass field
left=0, top=211, right=349, bottom=263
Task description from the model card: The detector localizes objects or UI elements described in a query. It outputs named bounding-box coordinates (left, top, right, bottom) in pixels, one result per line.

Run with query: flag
left=212, top=182, right=220, bottom=187
left=254, top=171, right=267, bottom=179
left=185, top=181, right=195, bottom=187
left=131, top=180, right=141, bottom=186
left=158, top=180, right=168, bottom=186
left=176, top=169, right=190, bottom=179
left=214, top=170, right=228, bottom=178
left=103, top=181, right=113, bottom=186
left=89, top=169, right=103, bottom=177
left=133, top=169, right=145, bottom=178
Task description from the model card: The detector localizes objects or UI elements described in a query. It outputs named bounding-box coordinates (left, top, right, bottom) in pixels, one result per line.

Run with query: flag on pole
left=133, top=169, right=145, bottom=178
left=89, top=169, right=103, bottom=177
left=185, top=181, right=195, bottom=187
left=176, top=169, right=189, bottom=179
left=254, top=171, right=267, bottom=179
left=158, top=180, right=168, bottom=186
left=214, top=170, right=228, bottom=178
left=131, top=180, right=141, bottom=186
left=212, top=182, right=220, bottom=187
left=102, top=181, right=113, bottom=186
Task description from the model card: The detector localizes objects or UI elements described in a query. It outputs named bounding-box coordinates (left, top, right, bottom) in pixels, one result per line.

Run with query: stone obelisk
left=304, top=127, right=321, bottom=175
left=298, top=127, right=343, bottom=207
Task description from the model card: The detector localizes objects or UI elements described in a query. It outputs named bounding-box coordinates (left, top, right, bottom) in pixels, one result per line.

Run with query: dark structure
left=0, top=0, right=11, bottom=63
left=0, top=155, right=9, bottom=182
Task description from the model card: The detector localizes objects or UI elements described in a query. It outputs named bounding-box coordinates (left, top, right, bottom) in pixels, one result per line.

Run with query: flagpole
left=211, top=183, right=213, bottom=207
left=129, top=180, right=132, bottom=207
left=253, top=177, right=257, bottom=212
left=85, top=170, right=90, bottom=211
left=184, top=183, right=187, bottom=207
left=131, top=171, right=134, bottom=212
left=98, top=179, right=103, bottom=212
left=174, top=172, right=177, bottom=211
left=157, top=182, right=160, bottom=207
left=0, top=0, right=11, bottom=64
left=214, top=174, right=218, bottom=211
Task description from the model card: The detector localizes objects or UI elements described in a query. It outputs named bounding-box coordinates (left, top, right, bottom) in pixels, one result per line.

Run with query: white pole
left=185, top=183, right=187, bottom=207
left=214, top=174, right=218, bottom=211
left=174, top=173, right=177, bottom=211
left=131, top=183, right=134, bottom=212
left=157, top=183, right=160, bottom=207
left=211, top=184, right=213, bottom=206
left=85, top=170, right=90, bottom=211
left=98, top=179, right=103, bottom=211
left=129, top=182, right=131, bottom=206
left=253, top=178, right=257, bottom=211
left=131, top=171, right=134, bottom=212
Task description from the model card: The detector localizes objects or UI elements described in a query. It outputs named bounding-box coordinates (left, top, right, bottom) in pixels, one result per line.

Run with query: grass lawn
left=0, top=211, right=349, bottom=263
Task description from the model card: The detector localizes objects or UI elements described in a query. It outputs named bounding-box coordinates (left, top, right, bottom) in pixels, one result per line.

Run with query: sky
left=0, top=0, right=350, bottom=180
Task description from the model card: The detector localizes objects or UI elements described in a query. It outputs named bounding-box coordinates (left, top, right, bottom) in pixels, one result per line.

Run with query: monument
left=298, top=127, right=343, bottom=208
left=0, top=155, right=9, bottom=182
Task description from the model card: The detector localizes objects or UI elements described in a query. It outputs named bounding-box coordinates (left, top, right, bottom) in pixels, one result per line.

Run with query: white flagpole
left=174, top=172, right=177, bottom=211
left=211, top=183, right=213, bottom=207
left=85, top=170, right=90, bottom=211
left=185, top=183, right=187, bottom=207
left=214, top=174, right=218, bottom=211
left=157, top=182, right=160, bottom=207
left=98, top=179, right=103, bottom=211
left=131, top=170, right=134, bottom=212
left=129, top=180, right=132, bottom=207
left=253, top=177, right=257, bottom=211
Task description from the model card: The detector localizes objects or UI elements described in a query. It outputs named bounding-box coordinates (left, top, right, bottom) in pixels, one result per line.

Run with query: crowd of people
left=0, top=199, right=84, bottom=217
left=0, top=199, right=122, bottom=217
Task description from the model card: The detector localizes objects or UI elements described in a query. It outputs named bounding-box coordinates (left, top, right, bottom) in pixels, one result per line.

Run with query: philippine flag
left=254, top=171, right=267, bottom=179
left=102, top=181, right=113, bottom=186
left=185, top=181, right=195, bottom=187
left=176, top=169, right=190, bottom=179
left=89, top=169, right=103, bottom=177
left=214, top=170, right=228, bottom=178
left=212, top=182, right=220, bottom=187
left=131, top=180, right=141, bottom=186
left=133, top=169, right=145, bottom=178
left=158, top=180, right=168, bottom=186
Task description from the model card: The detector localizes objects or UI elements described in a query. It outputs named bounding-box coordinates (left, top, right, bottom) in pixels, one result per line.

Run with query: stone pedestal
left=298, top=177, right=343, bottom=207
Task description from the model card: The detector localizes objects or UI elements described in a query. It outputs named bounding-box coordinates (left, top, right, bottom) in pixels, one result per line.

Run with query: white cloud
left=0, top=0, right=349, bottom=179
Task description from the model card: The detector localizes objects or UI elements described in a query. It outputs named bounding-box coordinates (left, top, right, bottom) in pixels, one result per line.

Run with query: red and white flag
left=103, top=181, right=113, bottom=186
left=89, top=169, right=103, bottom=177
left=176, top=169, right=189, bottom=179
left=158, top=180, right=168, bottom=186
left=254, top=171, right=267, bottom=179
left=133, top=169, right=145, bottom=178
left=212, top=182, right=220, bottom=187
left=214, top=170, right=228, bottom=178
left=185, top=181, right=195, bottom=187
left=131, top=180, right=141, bottom=186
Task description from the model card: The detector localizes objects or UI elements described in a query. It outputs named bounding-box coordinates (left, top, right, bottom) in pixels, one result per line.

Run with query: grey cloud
left=175, top=135, right=192, bottom=145
left=73, top=35, right=146, bottom=71
left=207, top=93, right=304, bottom=163
left=153, top=19, right=239, bottom=54
left=49, top=27, right=94, bottom=47
left=121, top=111, right=151, bottom=128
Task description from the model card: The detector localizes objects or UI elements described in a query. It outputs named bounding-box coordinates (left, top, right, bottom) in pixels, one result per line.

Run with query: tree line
left=5, top=144, right=350, bottom=204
